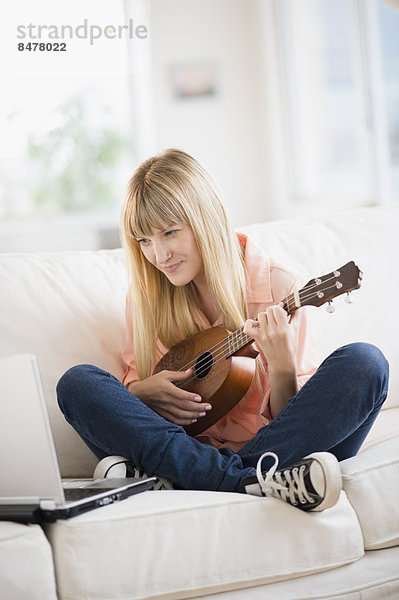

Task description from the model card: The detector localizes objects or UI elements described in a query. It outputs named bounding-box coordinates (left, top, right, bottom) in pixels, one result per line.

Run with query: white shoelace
left=130, top=466, right=174, bottom=491
left=256, top=452, right=314, bottom=506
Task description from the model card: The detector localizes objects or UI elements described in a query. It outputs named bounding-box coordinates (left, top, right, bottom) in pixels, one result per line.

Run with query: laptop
left=0, top=354, right=156, bottom=523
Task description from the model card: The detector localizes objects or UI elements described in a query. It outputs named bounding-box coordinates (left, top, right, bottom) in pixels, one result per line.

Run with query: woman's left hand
left=243, top=303, right=300, bottom=373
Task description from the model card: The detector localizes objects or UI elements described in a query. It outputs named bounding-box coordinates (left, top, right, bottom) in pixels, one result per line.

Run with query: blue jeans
left=57, top=343, right=388, bottom=492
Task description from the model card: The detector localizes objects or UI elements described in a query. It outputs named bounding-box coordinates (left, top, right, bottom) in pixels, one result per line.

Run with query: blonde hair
left=121, top=148, right=249, bottom=379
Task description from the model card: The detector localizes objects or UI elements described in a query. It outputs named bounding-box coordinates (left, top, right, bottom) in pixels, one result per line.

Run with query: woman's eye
left=137, top=238, right=150, bottom=245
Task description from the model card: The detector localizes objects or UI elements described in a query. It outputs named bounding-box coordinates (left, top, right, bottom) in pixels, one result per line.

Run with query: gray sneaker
left=93, top=455, right=174, bottom=490
left=241, top=452, right=342, bottom=511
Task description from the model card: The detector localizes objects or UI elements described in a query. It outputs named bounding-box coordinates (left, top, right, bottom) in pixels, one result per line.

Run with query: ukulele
left=153, top=261, right=362, bottom=436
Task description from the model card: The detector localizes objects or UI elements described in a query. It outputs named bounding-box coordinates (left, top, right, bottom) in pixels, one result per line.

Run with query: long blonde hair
left=121, top=148, right=249, bottom=379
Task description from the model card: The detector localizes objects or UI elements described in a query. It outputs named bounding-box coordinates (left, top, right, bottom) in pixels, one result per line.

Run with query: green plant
left=27, top=94, right=129, bottom=212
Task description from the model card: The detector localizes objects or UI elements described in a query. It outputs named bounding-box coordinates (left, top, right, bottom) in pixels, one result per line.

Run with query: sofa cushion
left=203, top=546, right=399, bottom=600
left=341, top=436, right=399, bottom=550
left=45, top=489, right=363, bottom=600
left=0, top=521, right=57, bottom=600
left=360, top=407, right=399, bottom=452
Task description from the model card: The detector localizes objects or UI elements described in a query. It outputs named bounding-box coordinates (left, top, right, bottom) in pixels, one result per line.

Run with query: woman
left=57, top=149, right=389, bottom=511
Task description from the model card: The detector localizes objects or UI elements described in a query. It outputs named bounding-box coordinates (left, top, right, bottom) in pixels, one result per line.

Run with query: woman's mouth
left=163, top=262, right=183, bottom=274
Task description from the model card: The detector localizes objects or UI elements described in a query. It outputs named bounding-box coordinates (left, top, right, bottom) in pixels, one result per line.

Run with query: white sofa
left=1, top=204, right=399, bottom=600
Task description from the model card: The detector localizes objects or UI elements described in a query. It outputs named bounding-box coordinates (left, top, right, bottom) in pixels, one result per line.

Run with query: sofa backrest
left=0, top=205, right=397, bottom=477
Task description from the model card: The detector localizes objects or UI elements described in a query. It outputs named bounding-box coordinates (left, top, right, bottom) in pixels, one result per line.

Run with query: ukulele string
left=179, top=282, right=340, bottom=386
left=182, top=274, right=339, bottom=376
left=178, top=280, right=341, bottom=386
left=176, top=329, right=248, bottom=387
left=176, top=286, right=309, bottom=375
left=289, top=273, right=341, bottom=305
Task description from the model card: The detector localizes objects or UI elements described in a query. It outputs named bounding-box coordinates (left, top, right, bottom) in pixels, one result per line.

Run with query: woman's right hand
left=127, top=368, right=212, bottom=426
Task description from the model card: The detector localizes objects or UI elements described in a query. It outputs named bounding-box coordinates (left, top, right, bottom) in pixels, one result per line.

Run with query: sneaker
left=93, top=455, right=174, bottom=491
left=241, top=452, right=342, bottom=511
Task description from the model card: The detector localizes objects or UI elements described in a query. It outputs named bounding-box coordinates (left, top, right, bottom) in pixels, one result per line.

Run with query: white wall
left=148, top=0, right=270, bottom=227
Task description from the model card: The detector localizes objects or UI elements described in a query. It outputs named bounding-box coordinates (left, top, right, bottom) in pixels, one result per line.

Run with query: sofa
left=1, top=204, right=398, bottom=600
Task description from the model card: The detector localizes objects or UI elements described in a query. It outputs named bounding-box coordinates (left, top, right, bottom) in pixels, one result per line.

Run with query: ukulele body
left=153, top=327, right=257, bottom=436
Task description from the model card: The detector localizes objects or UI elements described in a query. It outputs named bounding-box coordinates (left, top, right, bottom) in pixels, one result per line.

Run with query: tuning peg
left=344, top=292, right=354, bottom=304
left=326, top=301, right=335, bottom=313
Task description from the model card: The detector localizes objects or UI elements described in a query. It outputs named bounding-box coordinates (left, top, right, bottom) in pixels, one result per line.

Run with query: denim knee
left=341, top=342, right=389, bottom=399
left=56, top=364, right=98, bottom=414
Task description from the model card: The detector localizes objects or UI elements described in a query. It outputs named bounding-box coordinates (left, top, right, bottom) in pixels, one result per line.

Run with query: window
left=0, top=0, right=134, bottom=221
left=275, top=0, right=399, bottom=206
left=378, top=0, right=399, bottom=199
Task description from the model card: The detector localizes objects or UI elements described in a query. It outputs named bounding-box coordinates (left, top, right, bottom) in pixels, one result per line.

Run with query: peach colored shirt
left=121, top=235, right=320, bottom=452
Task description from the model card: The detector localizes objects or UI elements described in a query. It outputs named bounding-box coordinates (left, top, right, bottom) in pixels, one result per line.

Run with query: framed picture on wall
left=171, top=61, right=218, bottom=100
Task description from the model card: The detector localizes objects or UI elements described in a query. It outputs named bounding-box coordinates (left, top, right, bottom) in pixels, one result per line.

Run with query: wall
left=148, top=0, right=270, bottom=227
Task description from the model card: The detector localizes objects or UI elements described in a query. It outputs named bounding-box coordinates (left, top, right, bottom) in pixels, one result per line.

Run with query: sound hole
left=195, top=352, right=213, bottom=379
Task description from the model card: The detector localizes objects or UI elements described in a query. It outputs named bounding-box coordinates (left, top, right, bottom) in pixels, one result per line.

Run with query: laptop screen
left=0, top=354, right=64, bottom=504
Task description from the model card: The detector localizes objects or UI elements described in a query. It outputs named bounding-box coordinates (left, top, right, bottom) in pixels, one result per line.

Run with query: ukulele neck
left=225, top=292, right=297, bottom=357
left=222, top=260, right=362, bottom=358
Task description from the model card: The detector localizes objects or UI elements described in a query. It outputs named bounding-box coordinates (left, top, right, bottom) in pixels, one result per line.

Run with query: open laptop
left=0, top=354, right=156, bottom=523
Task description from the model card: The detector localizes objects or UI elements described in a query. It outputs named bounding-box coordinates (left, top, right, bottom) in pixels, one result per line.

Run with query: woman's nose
left=154, top=242, right=172, bottom=265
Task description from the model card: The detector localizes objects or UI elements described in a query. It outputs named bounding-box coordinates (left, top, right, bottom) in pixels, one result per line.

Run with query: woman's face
left=136, top=223, right=205, bottom=287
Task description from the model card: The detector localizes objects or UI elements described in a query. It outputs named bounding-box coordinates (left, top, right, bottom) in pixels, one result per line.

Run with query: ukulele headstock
left=300, top=261, right=363, bottom=309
